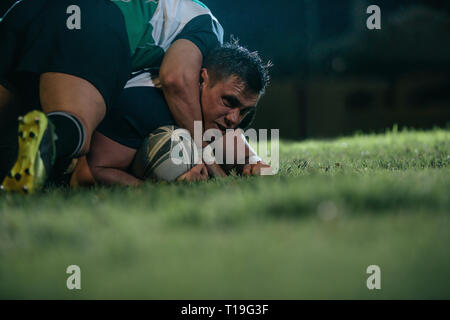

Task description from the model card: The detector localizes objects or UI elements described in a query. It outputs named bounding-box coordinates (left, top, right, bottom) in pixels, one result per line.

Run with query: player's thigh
left=39, top=72, right=107, bottom=153
left=0, top=83, right=28, bottom=131
left=0, top=84, right=13, bottom=106
left=0, top=84, right=17, bottom=121
left=0, top=84, right=21, bottom=181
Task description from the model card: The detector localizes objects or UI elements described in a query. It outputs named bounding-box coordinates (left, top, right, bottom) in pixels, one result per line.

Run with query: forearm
left=160, top=39, right=226, bottom=177
left=160, top=40, right=203, bottom=136
left=91, top=167, right=143, bottom=187
left=220, top=132, right=261, bottom=165
left=161, top=77, right=202, bottom=136
left=220, top=131, right=273, bottom=176
left=162, top=76, right=226, bottom=177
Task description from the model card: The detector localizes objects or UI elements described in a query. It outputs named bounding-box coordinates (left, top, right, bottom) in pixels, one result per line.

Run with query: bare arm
left=87, top=132, right=142, bottom=186
left=160, top=39, right=203, bottom=139
left=159, top=39, right=226, bottom=177
left=218, top=131, right=272, bottom=176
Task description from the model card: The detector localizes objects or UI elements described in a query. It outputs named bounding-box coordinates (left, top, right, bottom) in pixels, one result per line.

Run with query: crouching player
left=1, top=0, right=226, bottom=193
left=73, top=43, right=272, bottom=186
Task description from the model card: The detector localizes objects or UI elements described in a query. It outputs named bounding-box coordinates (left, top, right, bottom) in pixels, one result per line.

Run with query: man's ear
left=200, top=68, right=209, bottom=86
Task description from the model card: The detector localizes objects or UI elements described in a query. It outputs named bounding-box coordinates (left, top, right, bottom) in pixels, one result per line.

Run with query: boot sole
left=1, top=111, right=48, bottom=194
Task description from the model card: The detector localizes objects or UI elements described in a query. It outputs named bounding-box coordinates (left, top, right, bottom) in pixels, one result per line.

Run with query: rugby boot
left=1, top=111, right=56, bottom=194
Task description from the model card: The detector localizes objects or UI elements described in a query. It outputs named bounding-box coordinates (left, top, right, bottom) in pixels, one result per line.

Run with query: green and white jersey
left=111, top=0, right=224, bottom=71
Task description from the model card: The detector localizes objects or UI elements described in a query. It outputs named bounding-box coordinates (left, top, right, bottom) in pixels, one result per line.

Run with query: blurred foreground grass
left=0, top=127, right=449, bottom=299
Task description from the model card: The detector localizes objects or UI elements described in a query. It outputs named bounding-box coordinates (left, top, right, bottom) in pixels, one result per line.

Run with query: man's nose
left=225, top=109, right=240, bottom=127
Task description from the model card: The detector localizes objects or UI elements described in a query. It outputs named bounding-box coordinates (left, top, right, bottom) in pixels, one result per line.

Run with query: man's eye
left=222, top=98, right=232, bottom=108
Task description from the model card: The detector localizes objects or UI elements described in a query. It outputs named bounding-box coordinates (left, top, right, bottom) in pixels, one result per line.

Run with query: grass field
left=1, top=127, right=449, bottom=299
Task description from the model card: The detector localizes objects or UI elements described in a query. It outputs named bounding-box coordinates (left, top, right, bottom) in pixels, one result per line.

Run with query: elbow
left=160, top=70, right=197, bottom=93
left=160, top=71, right=181, bottom=89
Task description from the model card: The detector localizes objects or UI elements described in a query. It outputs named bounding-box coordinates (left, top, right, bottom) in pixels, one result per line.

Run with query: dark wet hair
left=204, top=38, right=272, bottom=96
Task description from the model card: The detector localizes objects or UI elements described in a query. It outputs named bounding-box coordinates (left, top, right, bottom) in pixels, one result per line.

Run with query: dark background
left=2, top=0, right=449, bottom=139
left=205, top=0, right=450, bottom=139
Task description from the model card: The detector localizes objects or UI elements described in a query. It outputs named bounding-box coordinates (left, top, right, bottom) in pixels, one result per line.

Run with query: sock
left=47, top=112, right=85, bottom=159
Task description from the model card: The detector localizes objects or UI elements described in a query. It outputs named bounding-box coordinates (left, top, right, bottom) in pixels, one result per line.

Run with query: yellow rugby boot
left=1, top=111, right=56, bottom=194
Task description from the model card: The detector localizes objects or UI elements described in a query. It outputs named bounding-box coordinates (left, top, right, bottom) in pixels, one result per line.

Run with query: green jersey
left=111, top=0, right=224, bottom=71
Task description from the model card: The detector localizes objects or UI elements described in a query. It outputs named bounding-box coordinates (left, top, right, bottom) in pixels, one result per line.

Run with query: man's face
left=200, top=69, right=259, bottom=134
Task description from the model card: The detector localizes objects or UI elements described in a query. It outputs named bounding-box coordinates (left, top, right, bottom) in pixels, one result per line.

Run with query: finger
left=193, top=169, right=208, bottom=182
left=242, top=165, right=252, bottom=176
left=194, top=163, right=204, bottom=172
left=177, top=172, right=188, bottom=182
left=251, top=164, right=262, bottom=175
left=200, top=165, right=208, bottom=179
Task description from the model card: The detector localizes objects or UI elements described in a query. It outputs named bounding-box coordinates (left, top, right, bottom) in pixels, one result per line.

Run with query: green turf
left=1, top=127, right=449, bottom=299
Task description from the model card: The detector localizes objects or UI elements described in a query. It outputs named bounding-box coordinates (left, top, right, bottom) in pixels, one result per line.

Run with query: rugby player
left=73, top=42, right=272, bottom=186
left=0, top=0, right=227, bottom=193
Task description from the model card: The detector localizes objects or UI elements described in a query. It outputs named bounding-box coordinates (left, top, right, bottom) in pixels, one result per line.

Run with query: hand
left=205, top=162, right=227, bottom=178
left=177, top=163, right=209, bottom=182
left=242, top=161, right=272, bottom=176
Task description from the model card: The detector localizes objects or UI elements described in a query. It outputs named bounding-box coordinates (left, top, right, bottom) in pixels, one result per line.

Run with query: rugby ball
left=131, top=126, right=198, bottom=182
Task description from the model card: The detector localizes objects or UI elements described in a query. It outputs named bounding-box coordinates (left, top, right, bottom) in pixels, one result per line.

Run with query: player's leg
left=1, top=73, right=106, bottom=193
left=1, top=0, right=131, bottom=193
left=0, top=85, right=14, bottom=114
left=40, top=72, right=106, bottom=157
left=0, top=85, right=18, bottom=133
left=0, top=84, right=26, bottom=184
